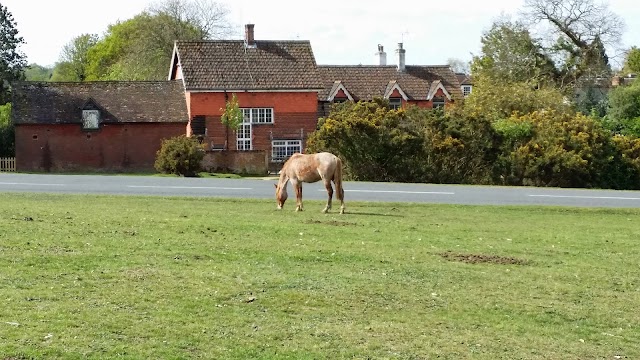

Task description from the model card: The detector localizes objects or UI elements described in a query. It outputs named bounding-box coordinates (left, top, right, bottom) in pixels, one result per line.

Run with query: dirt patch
left=305, top=219, right=357, bottom=226
left=439, top=251, right=530, bottom=265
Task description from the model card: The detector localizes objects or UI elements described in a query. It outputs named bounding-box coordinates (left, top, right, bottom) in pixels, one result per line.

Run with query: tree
left=51, top=34, right=98, bottom=81
left=220, top=93, right=243, bottom=150
left=447, top=58, right=470, bottom=75
left=147, top=0, right=233, bottom=40
left=0, top=4, right=26, bottom=104
left=604, top=80, right=640, bottom=136
left=85, top=0, right=232, bottom=81
left=622, top=47, right=640, bottom=75
left=24, top=63, right=52, bottom=81
left=522, top=0, right=621, bottom=82
left=0, top=102, right=13, bottom=156
left=471, top=19, right=558, bottom=86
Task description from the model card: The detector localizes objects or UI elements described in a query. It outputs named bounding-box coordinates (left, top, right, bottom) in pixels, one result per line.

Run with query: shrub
left=0, top=103, right=14, bottom=157
left=503, top=111, right=614, bottom=188
left=154, top=135, right=204, bottom=177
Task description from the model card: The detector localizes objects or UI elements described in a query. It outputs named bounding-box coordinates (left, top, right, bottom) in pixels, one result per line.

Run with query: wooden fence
left=0, top=157, right=16, bottom=172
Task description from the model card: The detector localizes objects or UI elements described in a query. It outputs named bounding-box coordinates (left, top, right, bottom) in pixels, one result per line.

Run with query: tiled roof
left=456, top=73, right=473, bottom=85
left=174, top=40, right=323, bottom=91
left=317, top=65, right=463, bottom=101
left=12, top=81, right=188, bottom=125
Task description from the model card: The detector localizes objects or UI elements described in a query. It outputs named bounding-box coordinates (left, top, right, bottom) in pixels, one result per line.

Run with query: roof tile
left=12, top=81, right=188, bottom=125
left=175, top=40, right=323, bottom=90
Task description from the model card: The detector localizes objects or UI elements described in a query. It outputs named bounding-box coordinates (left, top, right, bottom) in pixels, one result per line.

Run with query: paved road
left=2, top=173, right=640, bottom=208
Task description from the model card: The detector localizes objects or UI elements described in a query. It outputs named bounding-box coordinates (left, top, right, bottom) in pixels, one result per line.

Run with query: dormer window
left=389, top=98, right=402, bottom=110
left=82, top=109, right=100, bottom=130
left=432, top=96, right=446, bottom=109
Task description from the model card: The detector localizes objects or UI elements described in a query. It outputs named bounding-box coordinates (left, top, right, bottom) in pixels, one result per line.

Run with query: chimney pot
left=395, top=42, right=406, bottom=72
left=375, top=44, right=387, bottom=66
left=245, top=24, right=255, bottom=47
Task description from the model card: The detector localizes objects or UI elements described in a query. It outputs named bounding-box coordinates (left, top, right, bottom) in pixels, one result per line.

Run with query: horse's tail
left=334, top=156, right=345, bottom=203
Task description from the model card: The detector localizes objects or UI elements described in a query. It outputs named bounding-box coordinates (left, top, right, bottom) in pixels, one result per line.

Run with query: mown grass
left=1, top=193, right=639, bottom=359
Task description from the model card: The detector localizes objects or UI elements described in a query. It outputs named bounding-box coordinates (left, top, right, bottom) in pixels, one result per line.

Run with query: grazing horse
left=274, top=152, right=345, bottom=214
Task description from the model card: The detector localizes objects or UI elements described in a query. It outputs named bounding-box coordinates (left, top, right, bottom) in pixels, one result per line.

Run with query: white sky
left=4, top=0, right=640, bottom=68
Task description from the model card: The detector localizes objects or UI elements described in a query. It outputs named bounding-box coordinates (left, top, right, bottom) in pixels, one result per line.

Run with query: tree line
left=308, top=0, right=640, bottom=189
left=0, top=0, right=234, bottom=157
left=2, top=0, right=640, bottom=189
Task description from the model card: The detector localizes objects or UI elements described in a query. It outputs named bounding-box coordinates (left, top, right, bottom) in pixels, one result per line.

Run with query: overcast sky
left=4, top=0, right=639, bottom=69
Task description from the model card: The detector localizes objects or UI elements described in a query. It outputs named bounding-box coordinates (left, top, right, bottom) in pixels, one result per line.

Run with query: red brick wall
left=15, top=123, right=185, bottom=172
left=187, top=91, right=319, bottom=153
left=201, top=150, right=268, bottom=174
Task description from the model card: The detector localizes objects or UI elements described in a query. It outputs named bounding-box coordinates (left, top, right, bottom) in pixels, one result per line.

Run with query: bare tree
left=147, top=0, right=234, bottom=40
left=523, top=0, right=623, bottom=48
left=447, top=58, right=471, bottom=75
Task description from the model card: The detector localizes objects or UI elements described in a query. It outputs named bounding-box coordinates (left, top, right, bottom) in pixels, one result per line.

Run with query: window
left=237, top=118, right=252, bottom=151
left=389, top=98, right=402, bottom=110
left=333, top=98, right=348, bottom=103
left=462, top=85, right=472, bottom=97
left=272, top=140, right=302, bottom=162
left=191, top=115, right=206, bottom=136
left=241, top=108, right=273, bottom=124
left=82, top=110, right=99, bottom=130
left=432, top=96, right=446, bottom=109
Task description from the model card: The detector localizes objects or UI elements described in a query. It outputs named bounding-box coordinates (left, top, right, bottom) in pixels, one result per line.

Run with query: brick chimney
left=395, top=43, right=405, bottom=72
left=245, top=24, right=255, bottom=47
left=375, top=44, right=387, bottom=66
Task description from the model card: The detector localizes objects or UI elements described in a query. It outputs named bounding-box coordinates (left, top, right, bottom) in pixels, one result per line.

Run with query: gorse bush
left=308, top=100, right=640, bottom=189
left=307, top=99, right=426, bottom=182
left=154, top=135, right=204, bottom=177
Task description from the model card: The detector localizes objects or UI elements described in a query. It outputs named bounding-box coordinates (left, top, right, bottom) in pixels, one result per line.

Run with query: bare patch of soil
left=439, top=251, right=530, bottom=265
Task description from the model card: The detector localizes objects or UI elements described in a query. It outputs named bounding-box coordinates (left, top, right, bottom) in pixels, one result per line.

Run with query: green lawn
left=1, top=193, right=639, bottom=359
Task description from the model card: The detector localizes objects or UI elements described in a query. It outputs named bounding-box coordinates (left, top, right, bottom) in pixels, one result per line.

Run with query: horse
left=274, top=152, right=345, bottom=214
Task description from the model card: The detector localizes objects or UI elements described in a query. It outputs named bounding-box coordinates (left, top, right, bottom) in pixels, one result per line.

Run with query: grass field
left=1, top=192, right=639, bottom=359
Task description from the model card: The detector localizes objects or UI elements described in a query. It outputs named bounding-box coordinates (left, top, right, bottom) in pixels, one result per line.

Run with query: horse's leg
left=334, top=179, right=345, bottom=214
left=322, top=179, right=333, bottom=213
left=294, top=181, right=303, bottom=211
left=338, top=186, right=345, bottom=214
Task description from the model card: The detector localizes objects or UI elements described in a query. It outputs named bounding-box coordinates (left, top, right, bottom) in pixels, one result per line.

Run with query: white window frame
left=82, top=110, right=99, bottom=130
left=237, top=114, right=252, bottom=151
left=271, top=140, right=302, bottom=162
left=432, top=96, right=446, bottom=109
left=462, top=85, right=472, bottom=97
left=389, top=98, right=402, bottom=110
left=241, top=108, right=274, bottom=124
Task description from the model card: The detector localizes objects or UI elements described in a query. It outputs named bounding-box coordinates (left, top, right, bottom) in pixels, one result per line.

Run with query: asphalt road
left=2, top=173, right=640, bottom=208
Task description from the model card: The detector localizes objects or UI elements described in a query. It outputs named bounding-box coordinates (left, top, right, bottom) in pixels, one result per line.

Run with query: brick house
left=318, top=44, right=463, bottom=117
left=169, top=24, right=323, bottom=164
left=456, top=73, right=473, bottom=98
left=12, top=81, right=188, bottom=172
left=10, top=25, right=463, bottom=174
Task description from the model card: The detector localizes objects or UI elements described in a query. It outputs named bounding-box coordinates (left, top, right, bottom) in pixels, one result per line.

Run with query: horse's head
left=274, top=183, right=288, bottom=209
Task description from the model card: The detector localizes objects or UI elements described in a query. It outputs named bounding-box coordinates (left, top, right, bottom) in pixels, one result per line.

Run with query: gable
left=326, top=81, right=354, bottom=101
left=384, top=81, right=408, bottom=100
left=426, top=80, right=453, bottom=101
left=317, top=65, right=462, bottom=102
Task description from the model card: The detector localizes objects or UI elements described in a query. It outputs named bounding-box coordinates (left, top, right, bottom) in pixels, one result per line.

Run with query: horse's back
left=285, top=152, right=340, bottom=183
